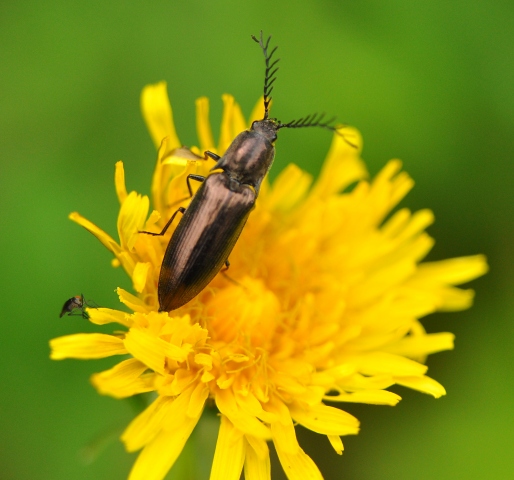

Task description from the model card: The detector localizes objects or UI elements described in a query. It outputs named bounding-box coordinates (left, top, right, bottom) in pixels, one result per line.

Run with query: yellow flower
left=50, top=82, right=488, bottom=480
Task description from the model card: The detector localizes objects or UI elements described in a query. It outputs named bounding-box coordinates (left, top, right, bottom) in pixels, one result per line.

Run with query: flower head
left=50, top=82, right=488, bottom=480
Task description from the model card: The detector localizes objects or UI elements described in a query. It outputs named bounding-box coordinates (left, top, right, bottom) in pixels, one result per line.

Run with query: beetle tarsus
left=204, top=151, right=221, bottom=161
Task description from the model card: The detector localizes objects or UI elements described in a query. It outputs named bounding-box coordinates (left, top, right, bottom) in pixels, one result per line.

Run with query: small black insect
left=142, top=31, right=350, bottom=312
left=59, top=294, right=97, bottom=320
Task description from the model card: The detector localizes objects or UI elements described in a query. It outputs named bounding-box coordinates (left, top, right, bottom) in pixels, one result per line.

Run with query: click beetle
left=60, top=294, right=97, bottom=319
left=143, top=31, right=349, bottom=312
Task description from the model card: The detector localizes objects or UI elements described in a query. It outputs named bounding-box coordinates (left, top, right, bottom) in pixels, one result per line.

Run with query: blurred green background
left=1, top=1, right=511, bottom=479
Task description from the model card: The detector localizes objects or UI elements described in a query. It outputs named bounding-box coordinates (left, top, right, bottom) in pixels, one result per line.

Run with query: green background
left=1, top=1, right=511, bottom=479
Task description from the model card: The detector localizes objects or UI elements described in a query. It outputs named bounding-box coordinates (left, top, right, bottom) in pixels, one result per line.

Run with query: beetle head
left=251, top=118, right=278, bottom=144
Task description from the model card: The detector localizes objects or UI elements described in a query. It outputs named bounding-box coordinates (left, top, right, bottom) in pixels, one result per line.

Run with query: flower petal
left=133, top=262, right=150, bottom=293
left=416, top=254, right=489, bottom=285
left=115, top=160, right=128, bottom=205
left=69, top=212, right=121, bottom=256
left=395, top=375, right=447, bottom=398
left=87, top=307, right=132, bottom=327
left=310, top=126, right=366, bottom=198
left=327, top=435, right=344, bottom=455
left=215, top=388, right=271, bottom=439
left=218, top=94, right=247, bottom=154
left=196, top=96, right=215, bottom=151
left=91, top=358, right=154, bottom=398
left=117, top=288, right=151, bottom=313
left=244, top=436, right=271, bottom=480
left=49, top=333, right=126, bottom=360
left=289, top=402, right=359, bottom=436
left=349, top=352, right=428, bottom=377
left=118, top=191, right=149, bottom=252
left=128, top=413, right=200, bottom=480
left=141, top=82, right=180, bottom=149
left=275, top=445, right=323, bottom=480
left=265, top=164, right=313, bottom=213
left=325, top=389, right=401, bottom=406
left=124, top=327, right=186, bottom=375
left=384, top=332, right=455, bottom=357
left=210, top=415, right=245, bottom=480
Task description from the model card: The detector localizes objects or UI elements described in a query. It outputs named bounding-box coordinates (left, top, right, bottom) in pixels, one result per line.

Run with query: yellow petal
left=325, top=389, right=401, bottom=406
left=124, top=328, right=186, bottom=375
left=69, top=212, right=121, bottom=256
left=122, top=396, right=173, bottom=451
left=49, top=333, right=126, bottom=360
left=245, top=435, right=269, bottom=460
left=196, top=96, right=215, bottom=151
left=236, top=391, right=278, bottom=424
left=117, top=191, right=149, bottom=252
left=244, top=437, right=271, bottom=480
left=270, top=419, right=299, bottom=456
left=132, top=262, right=150, bottom=293
left=350, top=352, right=428, bottom=377
left=327, top=435, right=344, bottom=455
left=187, top=382, right=209, bottom=418
left=289, top=402, right=359, bottom=436
left=416, top=254, right=489, bottom=285
left=218, top=94, right=247, bottom=154
left=310, top=126, right=366, bottom=198
left=275, top=445, right=323, bottom=480
left=117, top=288, right=151, bottom=313
left=210, top=415, right=245, bottom=480
left=436, top=287, right=476, bottom=311
left=215, top=389, right=271, bottom=439
left=395, top=375, right=447, bottom=398
left=128, top=412, right=199, bottom=480
left=265, top=164, right=313, bottom=213
left=87, top=307, right=132, bottom=327
left=91, top=358, right=154, bottom=398
left=141, top=82, right=180, bottom=149
left=385, top=332, right=455, bottom=357
left=115, top=160, right=128, bottom=204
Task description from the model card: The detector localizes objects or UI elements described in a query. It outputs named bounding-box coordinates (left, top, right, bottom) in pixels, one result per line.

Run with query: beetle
left=142, top=31, right=350, bottom=312
left=59, top=294, right=97, bottom=319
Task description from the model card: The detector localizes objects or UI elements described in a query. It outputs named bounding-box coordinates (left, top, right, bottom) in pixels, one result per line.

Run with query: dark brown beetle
left=143, top=32, right=347, bottom=311
left=60, top=294, right=97, bottom=319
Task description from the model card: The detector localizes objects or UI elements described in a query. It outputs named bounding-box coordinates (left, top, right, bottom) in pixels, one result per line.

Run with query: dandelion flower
left=50, top=82, right=488, bottom=480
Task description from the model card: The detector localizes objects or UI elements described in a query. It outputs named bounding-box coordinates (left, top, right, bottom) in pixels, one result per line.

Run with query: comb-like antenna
left=251, top=31, right=279, bottom=120
left=278, top=112, right=336, bottom=131
left=278, top=113, right=357, bottom=148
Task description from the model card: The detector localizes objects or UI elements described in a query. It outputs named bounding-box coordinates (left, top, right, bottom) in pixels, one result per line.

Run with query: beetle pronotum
left=143, top=31, right=351, bottom=312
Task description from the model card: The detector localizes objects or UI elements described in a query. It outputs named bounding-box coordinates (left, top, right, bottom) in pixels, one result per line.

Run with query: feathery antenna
left=251, top=31, right=357, bottom=148
left=251, top=31, right=279, bottom=120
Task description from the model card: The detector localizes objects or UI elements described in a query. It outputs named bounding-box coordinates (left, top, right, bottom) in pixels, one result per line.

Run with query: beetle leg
left=221, top=261, right=244, bottom=287
left=140, top=207, right=186, bottom=236
left=67, top=311, right=90, bottom=320
left=204, top=151, right=221, bottom=161
left=186, top=174, right=206, bottom=198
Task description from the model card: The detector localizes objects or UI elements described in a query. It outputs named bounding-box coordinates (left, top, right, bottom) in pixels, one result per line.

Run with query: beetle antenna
left=251, top=31, right=279, bottom=120
left=277, top=112, right=338, bottom=132
left=277, top=113, right=358, bottom=148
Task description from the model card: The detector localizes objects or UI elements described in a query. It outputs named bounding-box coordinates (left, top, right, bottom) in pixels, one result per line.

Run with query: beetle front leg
left=140, top=207, right=186, bottom=236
